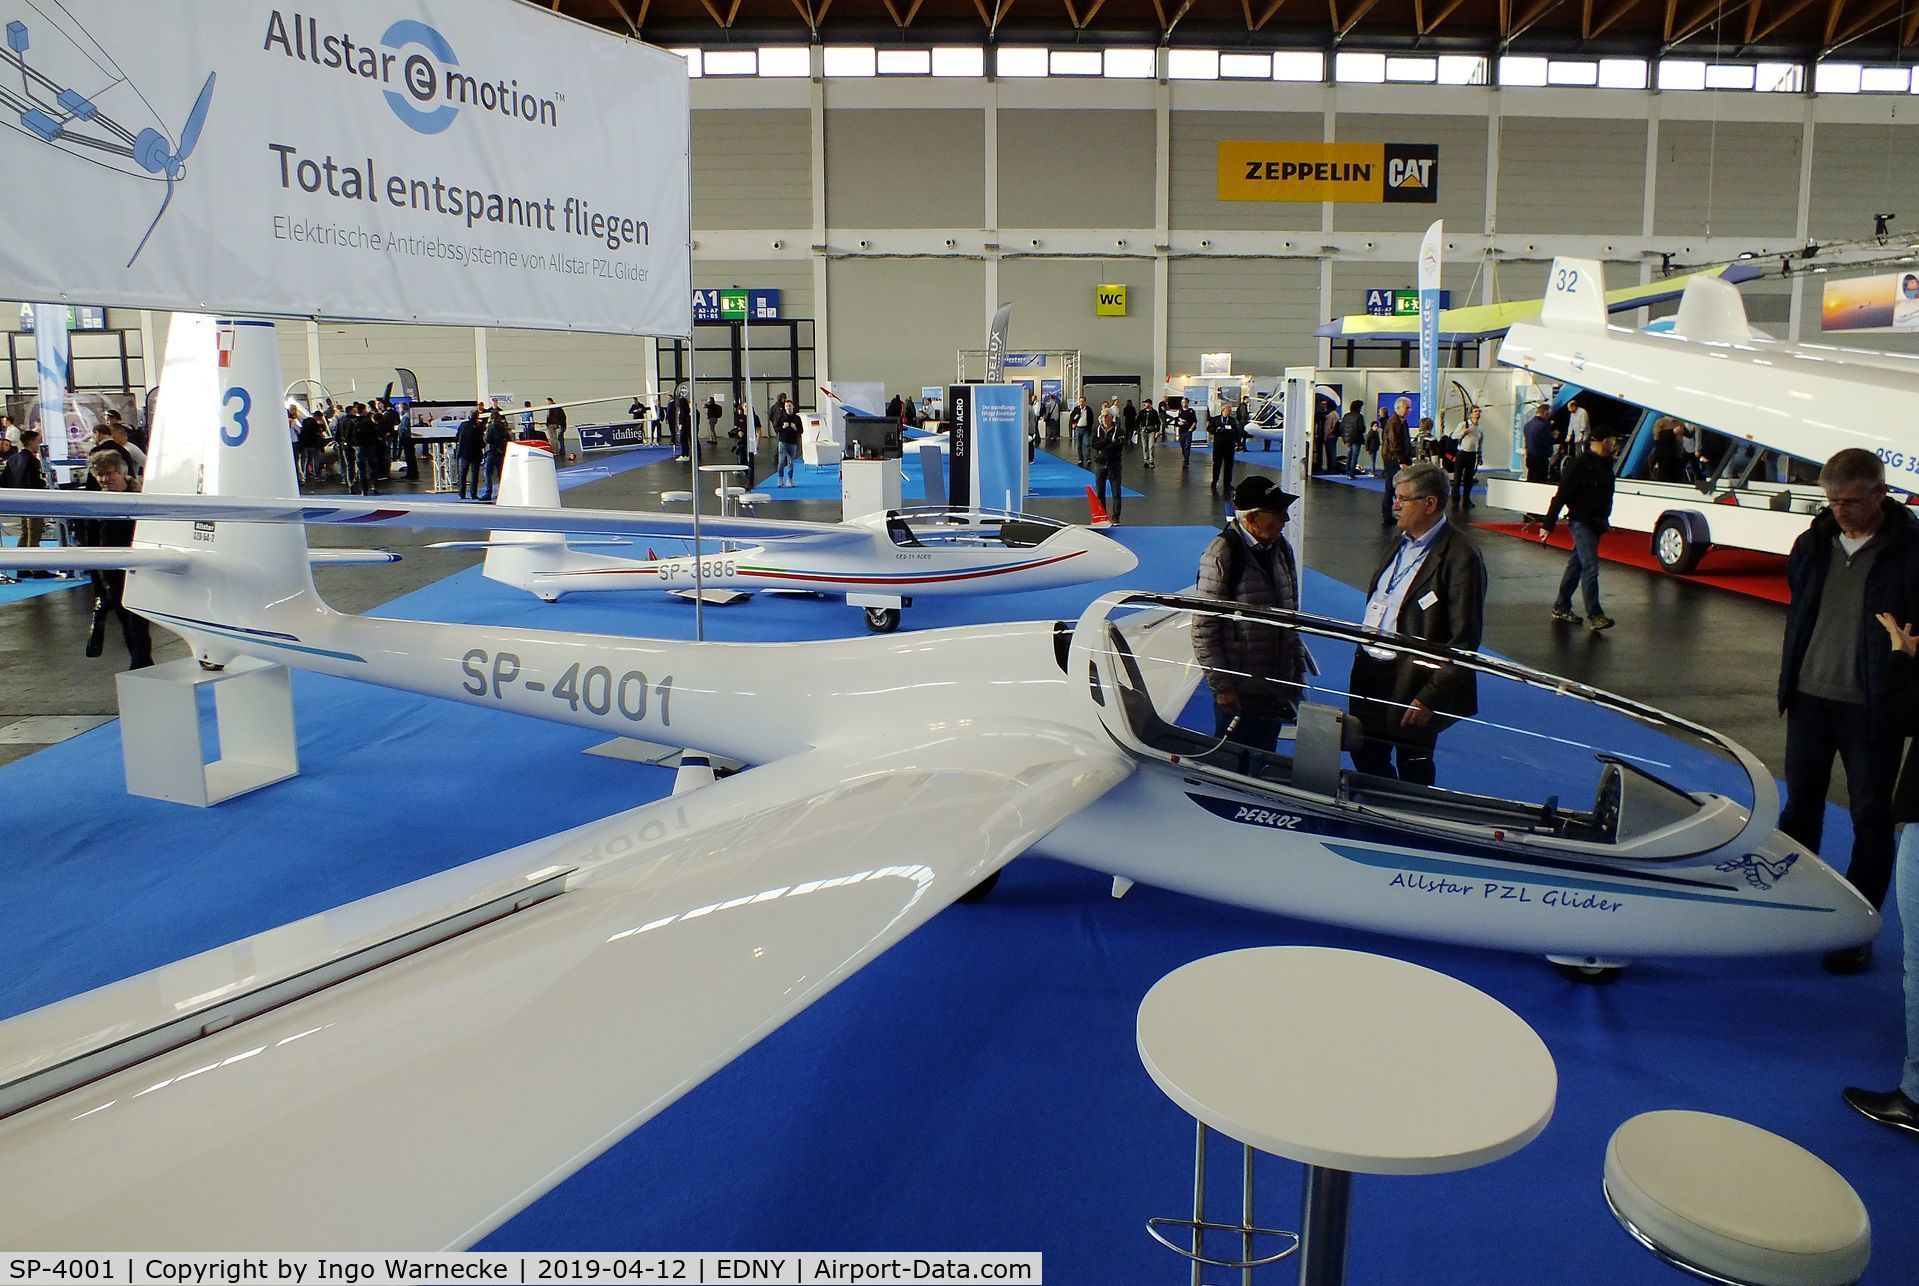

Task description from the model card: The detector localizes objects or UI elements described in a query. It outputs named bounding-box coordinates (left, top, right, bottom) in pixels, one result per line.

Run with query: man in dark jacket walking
left=1779, top=448, right=1919, bottom=970
left=1193, top=475, right=1301, bottom=752
left=1543, top=428, right=1621, bottom=631
left=1522, top=402, right=1554, bottom=482
left=1340, top=400, right=1367, bottom=476
left=1378, top=398, right=1412, bottom=524
left=1351, top=461, right=1488, bottom=785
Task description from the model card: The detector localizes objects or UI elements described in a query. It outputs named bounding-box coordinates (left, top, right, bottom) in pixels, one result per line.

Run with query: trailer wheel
left=1653, top=514, right=1707, bottom=574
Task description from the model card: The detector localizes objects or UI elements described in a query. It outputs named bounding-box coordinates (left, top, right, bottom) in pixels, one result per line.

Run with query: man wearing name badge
left=1350, top=461, right=1489, bottom=786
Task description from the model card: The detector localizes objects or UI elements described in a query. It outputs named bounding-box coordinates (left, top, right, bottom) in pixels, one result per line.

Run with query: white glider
left=469, top=441, right=1135, bottom=632
left=0, top=315, right=1879, bottom=1249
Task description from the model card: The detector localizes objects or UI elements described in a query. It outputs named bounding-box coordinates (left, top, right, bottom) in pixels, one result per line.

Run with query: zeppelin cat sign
left=1218, top=142, right=1438, bottom=203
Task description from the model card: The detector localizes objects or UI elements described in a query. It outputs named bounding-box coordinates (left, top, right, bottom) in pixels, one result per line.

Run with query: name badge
left=1418, top=590, right=1439, bottom=610
left=1362, top=595, right=1395, bottom=661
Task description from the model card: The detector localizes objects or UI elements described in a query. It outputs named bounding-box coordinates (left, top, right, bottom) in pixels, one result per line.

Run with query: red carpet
left=1475, top=521, right=1791, bottom=604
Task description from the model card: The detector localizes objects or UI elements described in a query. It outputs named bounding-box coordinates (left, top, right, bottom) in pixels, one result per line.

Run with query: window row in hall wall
left=670, top=45, right=1919, bottom=94
left=695, top=105, right=1918, bottom=244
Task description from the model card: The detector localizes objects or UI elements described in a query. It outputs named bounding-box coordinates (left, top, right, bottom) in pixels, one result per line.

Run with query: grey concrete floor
left=0, top=442, right=1796, bottom=790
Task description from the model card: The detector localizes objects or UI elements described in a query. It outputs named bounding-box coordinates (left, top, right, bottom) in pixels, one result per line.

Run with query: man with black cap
left=1350, top=460, right=1488, bottom=785
left=1194, top=474, right=1302, bottom=753
left=1542, top=423, right=1622, bottom=632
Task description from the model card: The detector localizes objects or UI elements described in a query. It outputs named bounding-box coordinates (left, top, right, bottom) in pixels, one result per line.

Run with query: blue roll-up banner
left=1416, top=220, right=1443, bottom=430
left=947, top=383, right=1026, bottom=513
left=33, top=302, right=72, bottom=474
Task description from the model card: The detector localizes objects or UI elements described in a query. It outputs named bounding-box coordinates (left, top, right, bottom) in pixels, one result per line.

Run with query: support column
left=1318, top=87, right=1337, bottom=366
left=810, top=48, right=831, bottom=386
left=1152, top=57, right=1171, bottom=395
left=1789, top=101, right=1817, bottom=342
left=474, top=328, right=491, bottom=403
left=304, top=319, right=324, bottom=388
left=138, top=310, right=160, bottom=394
left=983, top=75, right=1000, bottom=334
left=1482, top=87, right=1504, bottom=362
left=1641, top=95, right=1660, bottom=287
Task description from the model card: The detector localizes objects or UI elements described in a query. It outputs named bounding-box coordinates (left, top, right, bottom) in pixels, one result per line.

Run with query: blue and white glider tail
left=1537, top=257, right=1609, bottom=332
left=126, top=314, right=326, bottom=661
left=482, top=443, right=571, bottom=595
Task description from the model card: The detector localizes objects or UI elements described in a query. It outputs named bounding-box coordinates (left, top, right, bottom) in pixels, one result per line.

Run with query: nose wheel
left=1548, top=954, right=1627, bottom=984
left=863, top=606, right=901, bottom=633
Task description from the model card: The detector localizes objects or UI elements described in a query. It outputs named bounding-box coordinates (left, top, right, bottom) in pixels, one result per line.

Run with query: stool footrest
left=1145, top=1216, right=1300, bottom=1269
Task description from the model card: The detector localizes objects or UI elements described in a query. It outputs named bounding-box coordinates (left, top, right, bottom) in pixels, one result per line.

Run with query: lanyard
left=1380, top=536, right=1422, bottom=599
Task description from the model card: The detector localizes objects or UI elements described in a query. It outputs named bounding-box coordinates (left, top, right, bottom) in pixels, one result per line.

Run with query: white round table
left=1137, top=947, right=1557, bottom=1286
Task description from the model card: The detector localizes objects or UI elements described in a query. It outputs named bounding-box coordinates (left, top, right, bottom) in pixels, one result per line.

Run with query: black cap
left=1232, top=474, right=1298, bottom=515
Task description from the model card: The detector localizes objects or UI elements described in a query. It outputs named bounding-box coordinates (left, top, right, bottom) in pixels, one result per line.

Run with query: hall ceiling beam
left=1905, top=2, right=1919, bottom=43
left=1422, top=0, right=1471, bottom=32
left=694, top=0, right=729, bottom=26
left=1829, top=0, right=1901, bottom=43
left=1505, top=0, right=1565, bottom=43
left=1669, top=0, right=1741, bottom=42
left=1065, top=0, right=1081, bottom=26
left=1823, top=0, right=1848, bottom=43
left=1587, top=0, right=1641, bottom=36
left=604, top=0, right=645, bottom=33
left=1162, top=0, right=1197, bottom=37
left=1333, top=0, right=1384, bottom=36
left=1746, top=0, right=1819, bottom=39
left=1663, top=0, right=1680, bottom=39
left=1078, top=0, right=1107, bottom=24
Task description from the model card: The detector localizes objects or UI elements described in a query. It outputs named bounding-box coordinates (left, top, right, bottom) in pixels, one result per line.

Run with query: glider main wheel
left=1549, top=955, right=1627, bottom=985
left=863, top=606, right=902, bottom=633
left=957, top=869, right=1001, bottom=903
left=1653, top=515, right=1707, bottom=575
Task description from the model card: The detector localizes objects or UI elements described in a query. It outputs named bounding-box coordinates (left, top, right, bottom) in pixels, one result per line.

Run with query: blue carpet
left=747, top=449, right=1140, bottom=505
left=1, top=528, right=1910, bottom=1283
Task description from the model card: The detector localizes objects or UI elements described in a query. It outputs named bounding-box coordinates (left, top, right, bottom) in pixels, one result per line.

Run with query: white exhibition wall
left=8, top=65, right=1918, bottom=402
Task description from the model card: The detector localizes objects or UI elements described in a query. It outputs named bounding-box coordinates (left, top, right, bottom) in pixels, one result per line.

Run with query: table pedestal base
left=1296, top=1166, right=1351, bottom=1286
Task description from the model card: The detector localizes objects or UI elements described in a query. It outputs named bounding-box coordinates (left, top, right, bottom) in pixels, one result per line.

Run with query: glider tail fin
left=1538, top=257, right=1608, bottom=332
left=1085, top=485, right=1113, bottom=529
left=483, top=442, right=572, bottom=599
left=125, top=314, right=325, bottom=659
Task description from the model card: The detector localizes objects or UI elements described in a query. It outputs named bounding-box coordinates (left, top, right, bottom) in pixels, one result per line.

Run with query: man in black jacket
left=1779, top=448, right=1919, bottom=970
left=1350, top=461, right=1488, bottom=785
left=455, top=407, right=486, bottom=500
left=0, top=428, right=47, bottom=568
left=1543, top=428, right=1621, bottom=631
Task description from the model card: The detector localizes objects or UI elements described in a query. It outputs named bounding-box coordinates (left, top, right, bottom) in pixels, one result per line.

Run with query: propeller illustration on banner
left=126, top=70, right=215, bottom=265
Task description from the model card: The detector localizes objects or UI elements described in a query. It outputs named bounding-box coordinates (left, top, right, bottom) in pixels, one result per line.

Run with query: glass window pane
left=1861, top=66, right=1910, bottom=92
left=1386, top=56, right=1437, bottom=83
left=1436, top=55, right=1486, bottom=85
left=998, top=46, right=1048, bottom=77
left=1050, top=49, right=1102, bottom=77
left=932, top=46, right=983, bottom=77
left=1499, top=56, right=1548, bottom=87
left=1104, top=48, right=1156, bottom=79
left=1756, top=63, right=1803, bottom=92
left=1167, top=49, right=1219, bottom=80
left=757, top=46, right=809, bottom=77
left=1220, top=52, right=1272, bottom=79
left=1335, top=52, right=1386, bottom=83
left=1598, top=58, right=1647, bottom=89
left=1547, top=60, right=1599, bottom=86
left=1272, top=51, right=1324, bottom=82
left=1704, top=62, right=1755, bottom=90
left=823, top=46, right=876, bottom=77
left=704, top=49, right=757, bottom=77
left=1657, top=59, right=1706, bottom=91
left=1814, top=62, right=1862, bottom=93
left=876, top=49, right=931, bottom=75
left=670, top=47, right=702, bottom=78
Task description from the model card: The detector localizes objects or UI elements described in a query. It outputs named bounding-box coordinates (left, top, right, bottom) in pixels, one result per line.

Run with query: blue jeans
left=1344, top=441, right=1361, bottom=474
left=777, top=441, right=800, bottom=483
left=1554, top=521, right=1604, bottom=616
left=1075, top=427, right=1092, bottom=465
left=1899, top=825, right=1919, bottom=1098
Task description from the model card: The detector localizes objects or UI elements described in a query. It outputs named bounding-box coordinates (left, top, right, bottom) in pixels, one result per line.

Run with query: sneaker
left=1587, top=614, right=1616, bottom=632
left=1550, top=607, right=1581, bottom=624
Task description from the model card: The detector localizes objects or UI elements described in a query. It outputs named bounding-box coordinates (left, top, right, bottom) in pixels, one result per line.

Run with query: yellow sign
left=1217, top=141, right=1439, bottom=204
left=1095, top=283, right=1127, bottom=316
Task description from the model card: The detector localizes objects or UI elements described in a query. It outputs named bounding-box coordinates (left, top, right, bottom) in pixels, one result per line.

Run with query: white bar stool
left=1604, top=1111, right=1870, bottom=1285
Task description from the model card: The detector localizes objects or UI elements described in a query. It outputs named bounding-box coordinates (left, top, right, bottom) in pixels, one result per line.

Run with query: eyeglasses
left=1392, top=491, right=1437, bottom=506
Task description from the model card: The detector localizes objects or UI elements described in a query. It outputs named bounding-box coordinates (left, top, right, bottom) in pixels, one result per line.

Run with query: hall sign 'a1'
left=692, top=288, right=783, bottom=322
left=1364, top=288, right=1450, bottom=317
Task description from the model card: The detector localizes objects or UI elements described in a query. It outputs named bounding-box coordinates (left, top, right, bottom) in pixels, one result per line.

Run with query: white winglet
left=1669, top=274, right=1756, bottom=344
left=1537, top=257, right=1608, bottom=331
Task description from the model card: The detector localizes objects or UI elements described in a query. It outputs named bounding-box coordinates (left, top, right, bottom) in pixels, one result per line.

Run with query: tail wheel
left=1653, top=515, right=1707, bottom=574
left=958, top=869, right=1001, bottom=903
left=863, top=606, right=901, bottom=633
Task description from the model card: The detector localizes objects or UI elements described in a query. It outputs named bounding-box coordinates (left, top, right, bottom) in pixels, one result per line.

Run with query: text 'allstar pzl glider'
left=0, top=316, right=1878, bottom=1248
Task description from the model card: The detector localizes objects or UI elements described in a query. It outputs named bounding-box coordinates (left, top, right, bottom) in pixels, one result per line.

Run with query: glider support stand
left=117, top=656, right=298, bottom=807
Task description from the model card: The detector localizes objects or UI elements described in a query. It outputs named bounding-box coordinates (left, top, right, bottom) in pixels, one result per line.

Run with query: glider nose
left=1085, top=528, right=1138, bottom=581
left=1769, top=833, right=1882, bottom=951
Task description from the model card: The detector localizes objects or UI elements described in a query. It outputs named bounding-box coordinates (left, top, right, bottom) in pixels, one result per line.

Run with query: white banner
left=0, top=0, right=690, bottom=336
left=1416, top=219, right=1443, bottom=429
